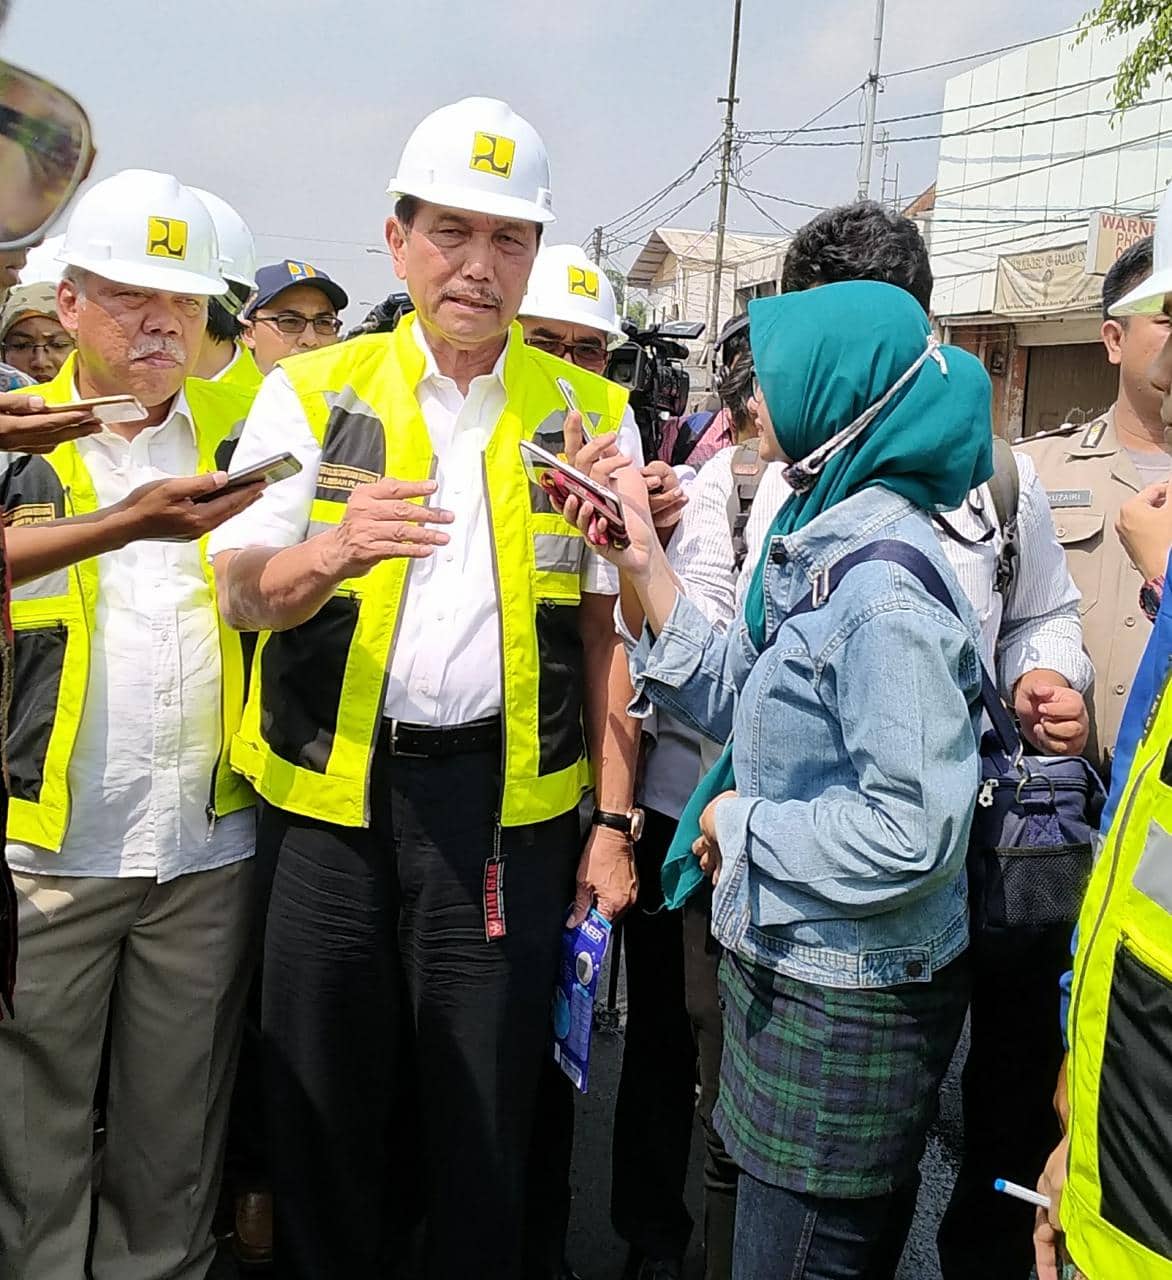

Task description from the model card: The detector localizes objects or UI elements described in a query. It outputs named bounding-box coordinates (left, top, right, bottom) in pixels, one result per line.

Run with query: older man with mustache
left=210, top=98, right=642, bottom=1279
left=0, top=168, right=266, bottom=1280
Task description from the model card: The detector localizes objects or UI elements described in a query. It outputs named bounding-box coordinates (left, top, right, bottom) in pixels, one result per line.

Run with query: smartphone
left=192, top=451, right=302, bottom=503
left=519, top=439, right=628, bottom=549
left=556, top=376, right=591, bottom=443
left=52, top=394, right=148, bottom=425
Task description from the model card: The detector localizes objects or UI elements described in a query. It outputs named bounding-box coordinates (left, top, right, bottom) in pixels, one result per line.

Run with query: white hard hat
left=387, top=97, right=555, bottom=225
left=520, top=244, right=625, bottom=345
left=18, top=235, right=65, bottom=285
left=189, top=187, right=258, bottom=290
left=1111, top=182, right=1172, bottom=315
left=58, top=169, right=227, bottom=296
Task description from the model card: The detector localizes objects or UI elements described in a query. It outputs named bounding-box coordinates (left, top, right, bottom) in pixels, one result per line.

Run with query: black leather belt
left=379, top=715, right=502, bottom=759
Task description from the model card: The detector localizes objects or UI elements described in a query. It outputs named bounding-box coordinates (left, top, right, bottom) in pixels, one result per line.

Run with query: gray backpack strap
left=726, top=438, right=765, bottom=573
left=986, top=436, right=1020, bottom=595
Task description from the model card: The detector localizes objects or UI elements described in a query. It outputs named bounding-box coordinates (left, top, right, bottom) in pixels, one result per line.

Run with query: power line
left=606, top=181, right=721, bottom=252
left=736, top=100, right=1172, bottom=149
left=733, top=178, right=794, bottom=235
left=738, top=75, right=1118, bottom=138
left=934, top=127, right=1170, bottom=201
left=739, top=85, right=864, bottom=168
left=597, top=137, right=722, bottom=236
left=885, top=33, right=1068, bottom=79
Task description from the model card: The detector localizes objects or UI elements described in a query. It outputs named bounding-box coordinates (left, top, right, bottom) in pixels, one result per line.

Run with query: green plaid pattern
left=714, top=950, right=969, bottom=1198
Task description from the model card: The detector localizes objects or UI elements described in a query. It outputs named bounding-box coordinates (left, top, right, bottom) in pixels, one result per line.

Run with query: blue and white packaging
left=552, top=908, right=611, bottom=1093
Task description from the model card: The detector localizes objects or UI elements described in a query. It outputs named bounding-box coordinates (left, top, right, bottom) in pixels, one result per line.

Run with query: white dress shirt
left=5, top=390, right=255, bottom=881
left=208, top=325, right=643, bottom=726
left=668, top=445, right=1092, bottom=692
left=630, top=443, right=1094, bottom=807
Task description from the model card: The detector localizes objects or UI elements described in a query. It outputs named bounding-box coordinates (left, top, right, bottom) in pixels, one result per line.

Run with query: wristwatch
left=592, top=807, right=645, bottom=842
left=1140, top=573, right=1165, bottom=624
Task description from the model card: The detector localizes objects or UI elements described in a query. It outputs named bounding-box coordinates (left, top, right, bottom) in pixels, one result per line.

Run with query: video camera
left=605, top=319, right=705, bottom=458
left=345, top=291, right=415, bottom=340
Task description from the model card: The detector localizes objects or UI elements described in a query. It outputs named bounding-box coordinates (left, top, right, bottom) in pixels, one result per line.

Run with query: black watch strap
left=591, top=809, right=633, bottom=834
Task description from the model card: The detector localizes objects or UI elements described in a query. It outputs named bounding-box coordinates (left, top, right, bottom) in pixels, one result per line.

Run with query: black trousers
left=610, top=807, right=699, bottom=1263
left=936, top=925, right=1070, bottom=1280
left=263, top=745, right=578, bottom=1280
left=682, top=883, right=739, bottom=1280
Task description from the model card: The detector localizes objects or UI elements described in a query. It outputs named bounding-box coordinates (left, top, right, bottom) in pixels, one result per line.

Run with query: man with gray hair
left=0, top=168, right=264, bottom=1280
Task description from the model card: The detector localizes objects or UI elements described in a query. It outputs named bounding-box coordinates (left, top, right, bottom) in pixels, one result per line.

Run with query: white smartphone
left=556, top=376, right=591, bottom=442
left=52, top=394, right=148, bottom=425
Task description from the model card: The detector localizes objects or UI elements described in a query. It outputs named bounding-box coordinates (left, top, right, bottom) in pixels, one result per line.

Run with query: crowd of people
left=2, top=14, right=1172, bottom=1280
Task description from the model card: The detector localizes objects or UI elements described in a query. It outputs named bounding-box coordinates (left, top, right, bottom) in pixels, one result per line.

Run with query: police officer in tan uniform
left=1017, top=236, right=1172, bottom=777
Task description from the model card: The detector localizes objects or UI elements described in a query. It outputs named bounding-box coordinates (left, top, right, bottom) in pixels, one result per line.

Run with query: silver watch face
left=629, top=808, right=645, bottom=842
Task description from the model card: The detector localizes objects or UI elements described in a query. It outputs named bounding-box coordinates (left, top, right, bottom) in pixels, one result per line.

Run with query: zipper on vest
left=482, top=455, right=508, bottom=822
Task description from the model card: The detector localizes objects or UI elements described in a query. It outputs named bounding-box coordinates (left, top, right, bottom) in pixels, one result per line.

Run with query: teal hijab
left=661, top=280, right=994, bottom=908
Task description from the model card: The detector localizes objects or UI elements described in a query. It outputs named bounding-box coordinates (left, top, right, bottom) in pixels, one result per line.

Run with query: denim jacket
left=630, top=487, right=984, bottom=989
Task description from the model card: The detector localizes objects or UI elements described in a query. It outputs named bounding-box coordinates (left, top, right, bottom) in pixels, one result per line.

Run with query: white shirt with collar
left=208, top=323, right=643, bottom=727
left=668, top=445, right=1092, bottom=691
left=5, top=388, right=255, bottom=882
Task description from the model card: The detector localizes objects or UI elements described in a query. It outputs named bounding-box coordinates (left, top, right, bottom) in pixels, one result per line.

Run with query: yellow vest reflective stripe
left=4, top=355, right=256, bottom=851
left=1066, top=667, right=1172, bottom=1277
left=230, top=316, right=630, bottom=829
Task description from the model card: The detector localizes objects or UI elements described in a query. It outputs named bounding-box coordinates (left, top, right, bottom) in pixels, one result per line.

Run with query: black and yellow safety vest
left=1066, top=664, right=1172, bottom=1277
left=3, top=354, right=257, bottom=851
left=229, top=316, right=630, bottom=829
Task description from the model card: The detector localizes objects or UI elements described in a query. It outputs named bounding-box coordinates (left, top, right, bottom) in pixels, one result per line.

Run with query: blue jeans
left=732, top=1172, right=919, bottom=1280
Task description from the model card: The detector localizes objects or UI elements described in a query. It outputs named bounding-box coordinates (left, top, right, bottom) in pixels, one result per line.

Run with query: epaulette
left=1012, top=420, right=1088, bottom=446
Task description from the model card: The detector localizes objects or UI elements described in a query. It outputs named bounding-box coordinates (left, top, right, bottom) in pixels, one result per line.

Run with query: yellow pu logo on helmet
left=145, top=217, right=188, bottom=261
left=470, top=132, right=515, bottom=179
left=568, top=267, right=600, bottom=300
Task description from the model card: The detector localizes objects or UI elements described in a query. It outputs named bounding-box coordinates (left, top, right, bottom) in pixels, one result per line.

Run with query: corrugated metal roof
left=627, top=227, right=788, bottom=287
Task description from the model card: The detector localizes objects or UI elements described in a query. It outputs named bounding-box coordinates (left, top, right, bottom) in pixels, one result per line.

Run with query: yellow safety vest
left=3, top=354, right=257, bottom=851
left=216, top=343, right=263, bottom=393
left=230, top=316, right=630, bottom=829
left=1066, top=666, right=1172, bottom=1277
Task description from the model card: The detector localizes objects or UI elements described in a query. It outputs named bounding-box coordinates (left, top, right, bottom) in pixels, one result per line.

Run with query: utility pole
left=857, top=0, right=886, bottom=201
left=708, top=0, right=743, bottom=346
left=590, top=224, right=603, bottom=265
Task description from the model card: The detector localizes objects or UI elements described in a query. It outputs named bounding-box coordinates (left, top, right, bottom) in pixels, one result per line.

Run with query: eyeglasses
left=254, top=312, right=342, bottom=337
left=525, top=335, right=609, bottom=372
left=2, top=337, right=73, bottom=355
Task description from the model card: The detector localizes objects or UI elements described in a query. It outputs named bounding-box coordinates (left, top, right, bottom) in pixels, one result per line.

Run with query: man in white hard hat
left=191, top=188, right=263, bottom=390
left=0, top=167, right=269, bottom=1280
left=209, top=97, right=642, bottom=1279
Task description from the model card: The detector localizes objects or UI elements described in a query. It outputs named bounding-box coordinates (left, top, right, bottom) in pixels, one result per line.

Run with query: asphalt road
left=217, top=953, right=968, bottom=1280
left=562, top=954, right=965, bottom=1280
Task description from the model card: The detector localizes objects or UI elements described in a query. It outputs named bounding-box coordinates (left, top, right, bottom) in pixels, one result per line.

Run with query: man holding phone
left=0, top=168, right=270, bottom=1280
left=210, top=97, right=641, bottom=1279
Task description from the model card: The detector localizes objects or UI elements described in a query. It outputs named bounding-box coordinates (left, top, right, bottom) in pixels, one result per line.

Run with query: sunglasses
left=0, top=61, right=95, bottom=250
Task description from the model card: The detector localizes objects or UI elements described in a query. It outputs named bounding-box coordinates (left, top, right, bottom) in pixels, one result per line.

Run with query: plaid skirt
left=714, top=948, right=970, bottom=1199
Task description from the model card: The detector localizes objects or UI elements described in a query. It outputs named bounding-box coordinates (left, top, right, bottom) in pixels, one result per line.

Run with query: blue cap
left=244, top=260, right=349, bottom=318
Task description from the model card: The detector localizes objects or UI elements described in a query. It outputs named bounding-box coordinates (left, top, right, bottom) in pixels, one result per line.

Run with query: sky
left=9, top=0, right=1093, bottom=325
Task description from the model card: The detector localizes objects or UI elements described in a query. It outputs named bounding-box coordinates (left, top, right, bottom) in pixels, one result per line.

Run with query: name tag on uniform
left=1047, top=489, right=1093, bottom=509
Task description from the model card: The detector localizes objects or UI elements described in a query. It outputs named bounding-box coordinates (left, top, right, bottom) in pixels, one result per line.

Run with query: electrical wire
left=736, top=100, right=1172, bottom=149
left=606, top=181, right=721, bottom=253
left=597, top=137, right=722, bottom=237
left=733, top=179, right=794, bottom=235
left=884, top=33, right=1076, bottom=79
left=738, top=75, right=1117, bottom=138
